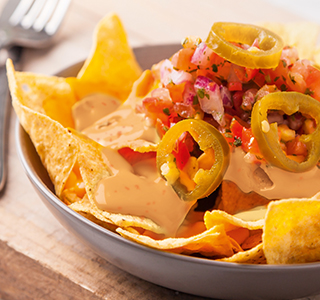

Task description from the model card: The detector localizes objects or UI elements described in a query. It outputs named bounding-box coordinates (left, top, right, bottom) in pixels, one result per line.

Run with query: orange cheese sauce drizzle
left=225, top=147, right=320, bottom=199
left=73, top=94, right=196, bottom=236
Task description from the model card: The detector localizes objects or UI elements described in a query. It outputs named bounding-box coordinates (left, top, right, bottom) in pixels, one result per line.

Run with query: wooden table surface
left=1, top=0, right=320, bottom=299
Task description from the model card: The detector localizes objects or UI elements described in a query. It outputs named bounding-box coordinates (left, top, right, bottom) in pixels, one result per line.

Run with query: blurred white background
left=265, top=0, right=320, bottom=24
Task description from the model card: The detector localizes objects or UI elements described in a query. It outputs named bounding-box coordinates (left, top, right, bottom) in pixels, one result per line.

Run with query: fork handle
left=0, top=47, right=22, bottom=192
left=0, top=62, right=10, bottom=192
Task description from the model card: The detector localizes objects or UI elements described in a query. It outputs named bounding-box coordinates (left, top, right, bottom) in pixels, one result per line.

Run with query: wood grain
left=0, top=240, right=101, bottom=300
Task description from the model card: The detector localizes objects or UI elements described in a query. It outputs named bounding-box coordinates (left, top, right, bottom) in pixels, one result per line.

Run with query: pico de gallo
left=136, top=22, right=320, bottom=201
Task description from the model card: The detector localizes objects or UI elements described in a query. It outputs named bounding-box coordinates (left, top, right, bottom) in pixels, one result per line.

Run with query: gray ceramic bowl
left=15, top=44, right=320, bottom=300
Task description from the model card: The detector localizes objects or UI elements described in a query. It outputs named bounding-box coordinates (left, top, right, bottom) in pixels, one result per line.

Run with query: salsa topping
left=156, top=119, right=230, bottom=201
left=138, top=23, right=320, bottom=183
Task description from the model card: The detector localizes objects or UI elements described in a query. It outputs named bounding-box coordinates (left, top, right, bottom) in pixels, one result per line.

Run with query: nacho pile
left=7, top=13, right=320, bottom=264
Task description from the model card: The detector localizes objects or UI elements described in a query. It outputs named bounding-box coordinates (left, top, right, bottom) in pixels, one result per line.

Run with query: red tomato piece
left=305, top=65, right=320, bottom=101
left=171, top=47, right=197, bottom=72
left=142, top=97, right=173, bottom=126
left=286, top=136, right=308, bottom=157
left=172, top=133, right=191, bottom=170
left=118, top=147, right=156, bottom=165
left=230, top=119, right=243, bottom=138
left=241, top=126, right=261, bottom=155
left=228, top=81, right=242, bottom=91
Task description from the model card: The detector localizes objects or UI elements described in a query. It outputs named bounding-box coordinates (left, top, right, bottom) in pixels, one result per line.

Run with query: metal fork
left=0, top=0, right=71, bottom=193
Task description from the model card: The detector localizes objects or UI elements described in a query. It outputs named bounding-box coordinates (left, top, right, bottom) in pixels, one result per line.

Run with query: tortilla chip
left=260, top=22, right=320, bottom=61
left=263, top=198, right=320, bottom=264
left=117, top=224, right=238, bottom=258
left=219, top=243, right=266, bottom=264
left=204, top=209, right=264, bottom=232
left=214, top=180, right=272, bottom=215
left=68, top=129, right=111, bottom=195
left=312, top=191, right=320, bottom=200
left=241, top=230, right=263, bottom=250
left=7, top=61, right=77, bottom=196
left=7, top=60, right=77, bottom=128
left=75, top=13, right=142, bottom=101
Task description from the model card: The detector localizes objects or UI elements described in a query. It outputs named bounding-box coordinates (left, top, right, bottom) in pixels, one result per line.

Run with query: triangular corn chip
left=75, top=13, right=142, bottom=101
left=263, top=198, right=320, bottom=264
left=117, top=224, right=238, bottom=258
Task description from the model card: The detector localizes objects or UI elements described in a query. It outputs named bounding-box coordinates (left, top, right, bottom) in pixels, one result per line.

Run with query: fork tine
left=9, top=0, right=34, bottom=26
left=44, top=0, right=71, bottom=35
left=33, top=0, right=58, bottom=32
left=21, top=0, right=46, bottom=29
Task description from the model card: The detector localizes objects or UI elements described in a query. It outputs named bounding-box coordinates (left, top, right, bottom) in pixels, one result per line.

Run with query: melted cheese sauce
left=73, top=95, right=195, bottom=236
left=96, top=148, right=195, bottom=236
left=224, top=147, right=320, bottom=199
left=72, top=94, right=121, bottom=131
left=82, top=107, right=159, bottom=149
left=233, top=205, right=267, bottom=221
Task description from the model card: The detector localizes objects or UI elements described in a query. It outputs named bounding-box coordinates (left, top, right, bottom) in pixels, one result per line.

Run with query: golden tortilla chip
left=117, top=224, right=238, bottom=258
left=241, top=230, right=263, bottom=250
left=219, top=243, right=266, bottom=264
left=263, top=198, right=320, bottom=264
left=75, top=13, right=142, bottom=101
left=7, top=60, right=77, bottom=128
left=204, top=209, right=264, bottom=232
left=214, top=180, right=272, bottom=215
left=260, top=22, right=320, bottom=61
left=8, top=60, right=77, bottom=196
left=68, top=129, right=110, bottom=195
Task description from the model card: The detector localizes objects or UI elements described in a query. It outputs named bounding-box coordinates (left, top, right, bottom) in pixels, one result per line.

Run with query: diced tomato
left=305, top=65, right=320, bottom=101
left=241, top=126, right=261, bottom=155
left=224, top=118, right=247, bottom=147
left=290, top=59, right=310, bottom=79
left=230, top=118, right=243, bottom=138
left=232, top=91, right=244, bottom=116
left=172, top=133, right=191, bottom=170
left=142, top=97, right=173, bottom=126
left=171, top=47, right=197, bottom=72
left=224, top=118, right=244, bottom=147
left=196, top=68, right=210, bottom=78
left=263, top=61, right=288, bottom=91
left=228, top=81, right=242, bottom=91
left=118, top=147, right=156, bottom=165
left=245, top=68, right=259, bottom=82
left=209, top=52, right=231, bottom=80
left=252, top=70, right=267, bottom=87
left=166, top=82, right=186, bottom=103
left=233, top=65, right=258, bottom=83
left=263, top=47, right=301, bottom=92
left=286, top=136, right=308, bottom=157
left=286, top=71, right=306, bottom=93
